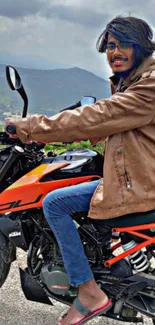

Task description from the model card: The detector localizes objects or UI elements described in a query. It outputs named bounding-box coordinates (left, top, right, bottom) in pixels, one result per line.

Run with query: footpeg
left=116, top=281, right=148, bottom=301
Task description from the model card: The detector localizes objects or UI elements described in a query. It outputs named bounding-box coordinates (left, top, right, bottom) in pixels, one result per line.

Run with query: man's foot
left=58, top=279, right=110, bottom=325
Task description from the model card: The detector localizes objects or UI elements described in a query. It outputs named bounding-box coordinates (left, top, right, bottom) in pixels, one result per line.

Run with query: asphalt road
left=0, top=250, right=153, bottom=325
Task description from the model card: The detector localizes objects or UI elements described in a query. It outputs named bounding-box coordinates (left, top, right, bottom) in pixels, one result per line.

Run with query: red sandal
left=59, top=297, right=112, bottom=325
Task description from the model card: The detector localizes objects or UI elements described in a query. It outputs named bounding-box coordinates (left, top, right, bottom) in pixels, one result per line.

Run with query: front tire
left=0, top=253, right=10, bottom=287
left=0, top=231, right=15, bottom=288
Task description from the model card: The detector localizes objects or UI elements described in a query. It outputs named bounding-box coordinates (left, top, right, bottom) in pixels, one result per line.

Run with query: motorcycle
left=1, top=66, right=155, bottom=324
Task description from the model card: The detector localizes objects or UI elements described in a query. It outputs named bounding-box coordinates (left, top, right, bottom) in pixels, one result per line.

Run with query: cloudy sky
left=0, top=0, right=155, bottom=78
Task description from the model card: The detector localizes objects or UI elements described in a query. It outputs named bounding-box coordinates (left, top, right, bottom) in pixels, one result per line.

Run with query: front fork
left=0, top=213, right=29, bottom=265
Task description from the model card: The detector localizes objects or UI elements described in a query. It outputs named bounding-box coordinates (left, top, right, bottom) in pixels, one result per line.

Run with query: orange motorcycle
left=1, top=66, right=155, bottom=325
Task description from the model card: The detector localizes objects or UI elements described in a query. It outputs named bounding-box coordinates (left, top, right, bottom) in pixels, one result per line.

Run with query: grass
left=45, top=140, right=105, bottom=155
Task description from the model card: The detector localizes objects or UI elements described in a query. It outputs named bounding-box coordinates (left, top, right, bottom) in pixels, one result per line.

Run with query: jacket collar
left=109, top=56, right=155, bottom=90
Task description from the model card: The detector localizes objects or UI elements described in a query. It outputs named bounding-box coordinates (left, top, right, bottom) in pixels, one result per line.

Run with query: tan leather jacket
left=10, top=56, right=155, bottom=220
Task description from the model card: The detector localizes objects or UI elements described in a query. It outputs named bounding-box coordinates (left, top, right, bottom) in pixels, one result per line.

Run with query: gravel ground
left=0, top=249, right=154, bottom=325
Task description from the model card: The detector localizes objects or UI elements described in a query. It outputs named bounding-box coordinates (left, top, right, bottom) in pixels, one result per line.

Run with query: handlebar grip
left=6, top=124, right=16, bottom=135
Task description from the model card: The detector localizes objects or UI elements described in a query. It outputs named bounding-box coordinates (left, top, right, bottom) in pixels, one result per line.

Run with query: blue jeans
left=42, top=179, right=101, bottom=287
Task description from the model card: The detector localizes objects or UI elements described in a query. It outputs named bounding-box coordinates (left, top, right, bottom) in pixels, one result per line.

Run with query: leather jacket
left=9, top=56, right=155, bottom=219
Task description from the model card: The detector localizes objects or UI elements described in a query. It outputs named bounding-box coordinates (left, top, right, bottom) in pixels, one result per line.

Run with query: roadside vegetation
left=45, top=140, right=104, bottom=155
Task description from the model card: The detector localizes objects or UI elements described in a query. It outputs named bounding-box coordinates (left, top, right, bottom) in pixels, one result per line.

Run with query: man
left=5, top=16, right=155, bottom=325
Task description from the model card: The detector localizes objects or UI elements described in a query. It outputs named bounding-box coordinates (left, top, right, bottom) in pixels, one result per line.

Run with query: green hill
left=0, top=64, right=111, bottom=120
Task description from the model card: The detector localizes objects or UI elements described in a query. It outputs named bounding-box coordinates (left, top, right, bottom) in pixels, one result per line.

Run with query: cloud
left=43, top=0, right=155, bottom=30
left=0, top=0, right=155, bottom=80
left=1, top=0, right=155, bottom=29
left=0, top=0, right=110, bottom=28
left=40, top=4, right=111, bottom=28
left=0, top=0, right=48, bottom=18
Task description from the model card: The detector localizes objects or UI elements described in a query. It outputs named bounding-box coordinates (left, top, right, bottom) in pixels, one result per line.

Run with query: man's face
left=106, top=34, right=134, bottom=74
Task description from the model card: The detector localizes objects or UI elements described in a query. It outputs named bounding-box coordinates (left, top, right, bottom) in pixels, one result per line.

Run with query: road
left=0, top=249, right=153, bottom=325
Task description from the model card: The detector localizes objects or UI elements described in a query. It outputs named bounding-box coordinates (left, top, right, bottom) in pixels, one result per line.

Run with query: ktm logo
left=0, top=194, right=43, bottom=211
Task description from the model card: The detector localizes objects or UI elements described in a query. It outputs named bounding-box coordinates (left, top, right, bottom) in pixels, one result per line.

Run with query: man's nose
left=113, top=46, right=122, bottom=55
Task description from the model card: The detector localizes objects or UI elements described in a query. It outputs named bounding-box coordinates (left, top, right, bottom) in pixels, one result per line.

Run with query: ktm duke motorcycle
left=1, top=66, right=155, bottom=324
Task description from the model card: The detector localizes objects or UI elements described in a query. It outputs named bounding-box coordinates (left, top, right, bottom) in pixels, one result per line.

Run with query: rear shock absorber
left=121, top=234, right=150, bottom=274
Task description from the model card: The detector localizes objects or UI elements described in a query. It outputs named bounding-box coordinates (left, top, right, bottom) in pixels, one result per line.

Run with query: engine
left=27, top=218, right=103, bottom=297
left=40, top=264, right=76, bottom=296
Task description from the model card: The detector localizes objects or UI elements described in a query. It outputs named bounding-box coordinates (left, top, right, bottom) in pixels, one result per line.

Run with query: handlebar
left=5, top=125, right=46, bottom=150
left=60, top=101, right=81, bottom=112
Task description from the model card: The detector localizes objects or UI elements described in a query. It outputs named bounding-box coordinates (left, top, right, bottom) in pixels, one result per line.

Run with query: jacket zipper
left=124, top=168, right=132, bottom=190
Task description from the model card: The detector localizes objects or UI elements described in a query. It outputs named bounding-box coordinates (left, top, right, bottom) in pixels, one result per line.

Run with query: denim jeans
left=42, top=179, right=101, bottom=287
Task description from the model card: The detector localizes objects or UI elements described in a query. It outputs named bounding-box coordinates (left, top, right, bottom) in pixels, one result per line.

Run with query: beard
left=111, top=57, right=136, bottom=79
left=114, top=66, right=135, bottom=79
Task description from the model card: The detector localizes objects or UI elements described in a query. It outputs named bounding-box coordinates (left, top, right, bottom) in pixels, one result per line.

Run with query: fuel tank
left=41, top=148, right=104, bottom=181
left=0, top=149, right=103, bottom=214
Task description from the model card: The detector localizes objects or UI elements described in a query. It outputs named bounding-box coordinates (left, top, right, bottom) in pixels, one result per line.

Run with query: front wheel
left=0, top=231, right=15, bottom=287
left=0, top=253, right=11, bottom=287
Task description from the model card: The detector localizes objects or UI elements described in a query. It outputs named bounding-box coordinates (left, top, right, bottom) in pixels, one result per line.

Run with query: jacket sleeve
left=8, top=72, right=155, bottom=143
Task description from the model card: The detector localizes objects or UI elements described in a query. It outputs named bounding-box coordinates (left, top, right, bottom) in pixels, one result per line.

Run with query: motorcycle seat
left=92, top=209, right=155, bottom=228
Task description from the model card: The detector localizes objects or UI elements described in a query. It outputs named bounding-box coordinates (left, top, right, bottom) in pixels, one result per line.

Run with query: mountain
left=0, top=52, right=110, bottom=79
left=0, top=52, right=71, bottom=70
left=0, top=64, right=111, bottom=120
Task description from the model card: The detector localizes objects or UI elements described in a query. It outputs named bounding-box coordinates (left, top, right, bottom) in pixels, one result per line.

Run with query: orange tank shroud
left=0, top=163, right=100, bottom=214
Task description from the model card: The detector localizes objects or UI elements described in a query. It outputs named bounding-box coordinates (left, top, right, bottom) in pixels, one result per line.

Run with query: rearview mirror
left=6, top=65, right=28, bottom=118
left=6, top=66, right=22, bottom=90
left=80, top=96, right=96, bottom=105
